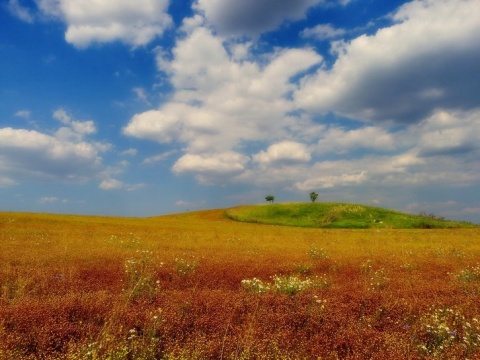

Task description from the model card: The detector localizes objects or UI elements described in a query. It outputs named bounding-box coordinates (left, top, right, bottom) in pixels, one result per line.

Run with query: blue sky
left=1, top=0, right=479, bottom=222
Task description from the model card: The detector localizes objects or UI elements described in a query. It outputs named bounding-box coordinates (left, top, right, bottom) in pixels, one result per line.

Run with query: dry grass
left=1, top=209, right=480, bottom=359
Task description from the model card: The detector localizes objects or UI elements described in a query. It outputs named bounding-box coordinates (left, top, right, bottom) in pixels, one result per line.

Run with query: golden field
left=1, top=209, right=480, bottom=359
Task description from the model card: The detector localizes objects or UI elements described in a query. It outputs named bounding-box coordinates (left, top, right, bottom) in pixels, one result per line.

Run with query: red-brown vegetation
left=1, top=210, right=479, bottom=359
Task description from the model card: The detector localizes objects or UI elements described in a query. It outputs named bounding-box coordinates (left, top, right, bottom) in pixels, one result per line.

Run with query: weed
left=241, top=277, right=270, bottom=295
left=174, top=257, right=198, bottom=278
left=293, top=263, right=313, bottom=275
left=414, top=307, right=480, bottom=357
left=271, top=275, right=315, bottom=296
left=123, top=252, right=161, bottom=302
left=308, top=246, right=330, bottom=261
left=369, top=268, right=389, bottom=290
left=455, top=264, right=480, bottom=283
left=241, top=274, right=329, bottom=296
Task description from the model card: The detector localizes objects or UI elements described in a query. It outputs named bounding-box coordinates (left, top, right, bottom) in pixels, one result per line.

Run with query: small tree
left=265, top=195, right=275, bottom=204
left=309, top=191, right=318, bottom=203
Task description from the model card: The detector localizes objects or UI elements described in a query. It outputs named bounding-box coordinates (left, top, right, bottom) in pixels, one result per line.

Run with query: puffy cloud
left=123, top=107, right=184, bottom=144
left=194, top=0, right=323, bottom=37
left=254, top=141, right=311, bottom=165
left=172, top=152, right=249, bottom=184
left=0, top=127, right=105, bottom=182
left=53, top=108, right=96, bottom=139
left=99, top=179, right=123, bottom=190
left=36, top=0, right=172, bottom=48
left=415, top=110, right=480, bottom=157
left=124, top=0, right=480, bottom=201
left=124, top=27, right=322, bottom=155
left=0, top=110, right=109, bottom=184
left=295, top=0, right=480, bottom=123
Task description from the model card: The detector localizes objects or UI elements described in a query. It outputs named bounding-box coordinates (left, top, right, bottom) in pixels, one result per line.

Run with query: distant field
left=1, top=209, right=480, bottom=359
left=226, top=203, right=477, bottom=229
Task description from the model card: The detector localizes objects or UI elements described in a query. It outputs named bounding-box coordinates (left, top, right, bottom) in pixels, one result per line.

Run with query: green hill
left=225, top=203, right=476, bottom=229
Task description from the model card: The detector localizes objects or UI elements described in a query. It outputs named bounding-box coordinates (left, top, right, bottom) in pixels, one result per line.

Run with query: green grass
left=225, top=202, right=477, bottom=229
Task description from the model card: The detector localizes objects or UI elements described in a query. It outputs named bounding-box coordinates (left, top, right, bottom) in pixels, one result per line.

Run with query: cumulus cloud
left=296, top=111, right=480, bottom=191
left=194, top=0, right=323, bottom=37
left=172, top=151, right=249, bottom=184
left=236, top=109, right=480, bottom=192
left=414, top=110, right=480, bottom=157
left=0, top=127, right=105, bottom=182
left=124, top=26, right=322, bottom=178
left=36, top=0, right=172, bottom=48
left=53, top=108, right=96, bottom=140
left=99, top=178, right=123, bottom=190
left=295, top=0, right=480, bottom=123
left=0, top=110, right=109, bottom=184
left=123, top=0, right=479, bottom=203
left=254, top=141, right=311, bottom=165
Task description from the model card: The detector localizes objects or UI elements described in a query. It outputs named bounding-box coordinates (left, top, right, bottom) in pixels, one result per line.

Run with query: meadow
left=1, top=207, right=480, bottom=359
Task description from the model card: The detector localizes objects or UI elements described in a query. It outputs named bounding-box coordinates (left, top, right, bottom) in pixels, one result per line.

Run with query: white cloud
left=124, top=26, right=322, bottom=173
left=295, top=0, right=480, bottom=123
left=53, top=108, right=96, bottom=140
left=124, top=0, right=480, bottom=201
left=0, top=110, right=109, bottom=184
left=99, top=178, right=123, bottom=190
left=415, top=110, right=480, bottom=157
left=301, top=24, right=346, bottom=40
left=36, top=0, right=172, bottom=48
left=124, top=108, right=184, bottom=144
left=125, top=27, right=321, bottom=148
left=172, top=151, right=249, bottom=184
left=254, top=141, right=311, bottom=165
left=0, top=127, right=106, bottom=182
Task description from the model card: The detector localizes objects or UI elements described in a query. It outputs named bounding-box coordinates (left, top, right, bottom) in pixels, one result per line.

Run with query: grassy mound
left=225, top=203, right=476, bottom=229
